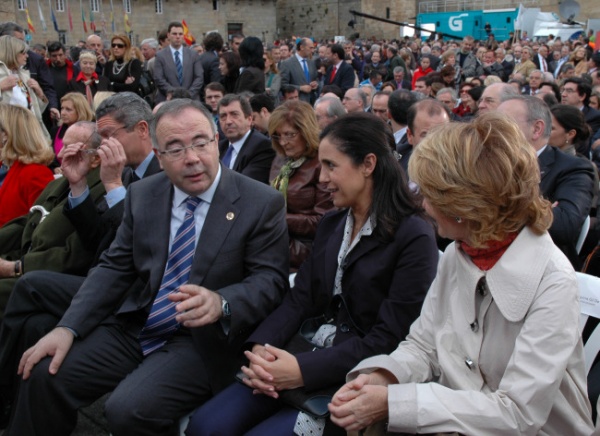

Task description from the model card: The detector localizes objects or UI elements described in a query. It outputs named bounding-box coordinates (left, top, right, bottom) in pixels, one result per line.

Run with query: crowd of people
left=0, top=16, right=599, bottom=435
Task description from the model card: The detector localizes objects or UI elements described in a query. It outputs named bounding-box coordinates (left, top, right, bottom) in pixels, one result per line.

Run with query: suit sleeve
left=189, top=53, right=204, bottom=100
left=59, top=186, right=138, bottom=337
left=279, top=61, right=297, bottom=91
left=218, top=189, right=289, bottom=341
left=339, top=65, right=356, bottom=92
left=209, top=56, right=222, bottom=84
left=153, top=53, right=173, bottom=95
left=237, top=137, right=275, bottom=184
left=33, top=55, right=59, bottom=110
left=548, top=157, right=595, bottom=246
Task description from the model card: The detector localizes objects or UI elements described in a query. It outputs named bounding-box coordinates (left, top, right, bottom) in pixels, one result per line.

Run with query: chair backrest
left=577, top=215, right=591, bottom=255
left=577, top=272, right=600, bottom=375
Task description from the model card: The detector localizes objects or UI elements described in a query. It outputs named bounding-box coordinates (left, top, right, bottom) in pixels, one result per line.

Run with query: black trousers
left=3, top=272, right=213, bottom=436
left=0, top=271, right=84, bottom=394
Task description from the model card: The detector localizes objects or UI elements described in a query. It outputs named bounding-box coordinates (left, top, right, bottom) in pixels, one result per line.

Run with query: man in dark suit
left=5, top=99, right=289, bottom=436
left=561, top=78, right=600, bottom=152
left=153, top=21, right=204, bottom=102
left=218, top=94, right=274, bottom=184
left=323, top=43, right=355, bottom=94
left=280, top=37, right=318, bottom=104
left=198, top=32, right=223, bottom=97
left=498, top=96, right=595, bottom=269
left=0, top=93, right=162, bottom=425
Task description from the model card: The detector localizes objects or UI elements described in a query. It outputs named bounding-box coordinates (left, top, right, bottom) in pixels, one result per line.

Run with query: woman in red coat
left=0, top=103, right=54, bottom=227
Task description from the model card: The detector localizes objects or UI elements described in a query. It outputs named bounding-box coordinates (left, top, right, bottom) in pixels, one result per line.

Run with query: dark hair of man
left=415, top=76, right=428, bottom=86
left=563, top=77, right=591, bottom=106
left=0, top=22, right=24, bottom=37
left=158, top=29, right=168, bottom=43
left=407, top=99, right=447, bottom=132
left=47, top=41, right=65, bottom=53
left=205, top=82, right=226, bottom=94
left=320, top=84, right=344, bottom=99
left=281, top=85, right=297, bottom=96
left=167, top=88, right=192, bottom=99
left=238, top=36, right=264, bottom=70
left=96, top=92, right=153, bottom=131
left=151, top=99, right=215, bottom=149
left=388, top=89, right=417, bottom=125
left=328, top=43, right=345, bottom=61
left=541, top=93, right=559, bottom=107
left=167, top=22, right=183, bottom=33
left=70, top=46, right=82, bottom=62
left=539, top=81, right=561, bottom=101
left=203, top=32, right=224, bottom=52
left=369, top=69, right=383, bottom=80
left=218, top=93, right=252, bottom=117
left=250, top=93, right=275, bottom=113
left=320, top=112, right=420, bottom=240
left=388, top=46, right=398, bottom=56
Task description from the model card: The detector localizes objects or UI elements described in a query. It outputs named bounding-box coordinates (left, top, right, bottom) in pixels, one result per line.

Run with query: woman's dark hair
left=220, top=51, right=241, bottom=78
left=238, top=36, right=265, bottom=70
left=320, top=112, right=420, bottom=240
left=551, top=104, right=592, bottom=149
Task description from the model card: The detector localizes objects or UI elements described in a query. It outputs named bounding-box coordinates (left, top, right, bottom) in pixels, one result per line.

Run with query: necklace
left=112, top=59, right=127, bottom=76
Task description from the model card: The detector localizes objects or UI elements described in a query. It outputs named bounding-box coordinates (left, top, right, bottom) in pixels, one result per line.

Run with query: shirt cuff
left=105, top=186, right=127, bottom=209
left=67, top=186, right=90, bottom=209
left=387, top=383, right=418, bottom=434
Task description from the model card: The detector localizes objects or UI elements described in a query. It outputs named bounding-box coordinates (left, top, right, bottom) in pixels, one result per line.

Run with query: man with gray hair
left=6, top=98, right=288, bottom=435
left=478, top=82, right=519, bottom=115
left=314, top=95, right=346, bottom=130
left=342, top=87, right=367, bottom=113
left=140, top=38, right=158, bottom=76
left=497, top=95, right=595, bottom=269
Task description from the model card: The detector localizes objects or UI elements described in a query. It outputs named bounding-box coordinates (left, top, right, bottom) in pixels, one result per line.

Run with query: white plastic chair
left=576, top=215, right=591, bottom=255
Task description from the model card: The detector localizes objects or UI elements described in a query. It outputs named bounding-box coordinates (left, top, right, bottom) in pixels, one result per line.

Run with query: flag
left=124, top=12, right=131, bottom=33
left=109, top=0, right=115, bottom=32
left=80, top=0, right=87, bottom=32
left=24, top=3, right=36, bottom=33
left=50, top=3, right=59, bottom=32
left=90, top=10, right=96, bottom=31
left=100, top=12, right=106, bottom=34
left=37, top=0, right=47, bottom=32
left=67, top=0, right=73, bottom=31
left=182, top=19, right=194, bottom=45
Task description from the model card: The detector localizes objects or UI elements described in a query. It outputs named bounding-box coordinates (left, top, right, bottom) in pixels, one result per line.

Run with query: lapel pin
left=226, top=212, right=235, bottom=220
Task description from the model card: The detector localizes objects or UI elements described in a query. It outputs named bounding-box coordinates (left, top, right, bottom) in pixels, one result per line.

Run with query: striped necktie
left=138, top=196, right=201, bottom=355
left=174, top=50, right=183, bottom=85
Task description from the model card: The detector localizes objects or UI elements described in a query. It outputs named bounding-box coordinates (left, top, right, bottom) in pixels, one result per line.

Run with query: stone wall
left=11, top=0, right=277, bottom=46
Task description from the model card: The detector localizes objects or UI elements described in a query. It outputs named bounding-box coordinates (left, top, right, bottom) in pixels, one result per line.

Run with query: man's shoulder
left=222, top=167, right=280, bottom=203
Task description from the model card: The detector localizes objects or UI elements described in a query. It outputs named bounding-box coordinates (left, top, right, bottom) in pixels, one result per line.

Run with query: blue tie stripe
left=175, top=50, right=183, bottom=86
left=139, top=196, right=200, bottom=355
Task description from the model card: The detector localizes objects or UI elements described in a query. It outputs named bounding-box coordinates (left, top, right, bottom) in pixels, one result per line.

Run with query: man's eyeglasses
left=156, top=137, right=217, bottom=161
left=112, top=43, right=125, bottom=49
left=271, top=132, right=299, bottom=142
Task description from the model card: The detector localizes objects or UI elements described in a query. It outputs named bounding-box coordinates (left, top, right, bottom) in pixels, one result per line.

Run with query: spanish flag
left=25, top=7, right=35, bottom=33
left=182, top=19, right=195, bottom=46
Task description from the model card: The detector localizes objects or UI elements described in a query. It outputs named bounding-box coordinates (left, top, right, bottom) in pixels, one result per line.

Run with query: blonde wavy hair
left=61, top=92, right=95, bottom=123
left=0, top=103, right=54, bottom=166
left=268, top=100, right=320, bottom=159
left=409, top=112, right=552, bottom=248
left=109, top=34, right=134, bottom=63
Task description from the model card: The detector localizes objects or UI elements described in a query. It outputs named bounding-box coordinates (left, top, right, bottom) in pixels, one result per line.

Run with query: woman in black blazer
left=103, top=34, right=142, bottom=94
left=186, top=113, right=438, bottom=435
left=234, top=36, right=266, bottom=94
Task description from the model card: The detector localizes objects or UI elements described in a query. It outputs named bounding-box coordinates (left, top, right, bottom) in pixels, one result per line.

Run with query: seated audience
left=329, top=113, right=594, bottom=435
left=186, top=112, right=438, bottom=435
left=268, top=100, right=334, bottom=271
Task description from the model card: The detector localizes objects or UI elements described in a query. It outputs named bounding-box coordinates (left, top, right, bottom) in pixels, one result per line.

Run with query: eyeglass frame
left=155, top=137, right=217, bottom=161
left=271, top=132, right=300, bottom=142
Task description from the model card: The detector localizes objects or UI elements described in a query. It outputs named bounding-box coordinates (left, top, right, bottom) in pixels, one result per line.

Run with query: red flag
left=182, top=19, right=195, bottom=46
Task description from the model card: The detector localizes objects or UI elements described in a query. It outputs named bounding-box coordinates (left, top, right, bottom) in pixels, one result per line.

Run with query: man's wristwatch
left=220, top=295, right=231, bottom=319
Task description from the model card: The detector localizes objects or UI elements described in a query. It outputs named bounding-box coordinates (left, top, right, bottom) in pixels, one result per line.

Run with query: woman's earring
left=455, top=217, right=462, bottom=223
